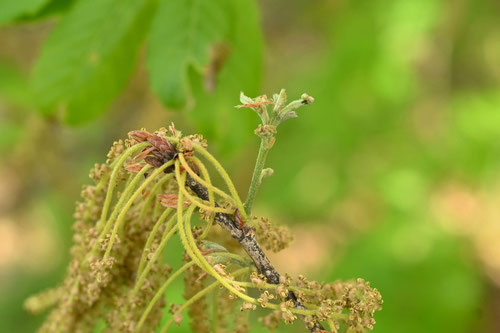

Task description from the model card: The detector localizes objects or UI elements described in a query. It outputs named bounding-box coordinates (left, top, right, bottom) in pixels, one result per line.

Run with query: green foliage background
left=0, top=0, right=499, bottom=332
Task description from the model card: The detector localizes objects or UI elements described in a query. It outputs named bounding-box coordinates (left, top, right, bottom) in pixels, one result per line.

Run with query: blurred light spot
left=0, top=167, right=21, bottom=211
left=269, top=224, right=332, bottom=277
left=89, top=51, right=100, bottom=65
left=380, top=0, right=439, bottom=64
left=380, top=169, right=426, bottom=211
left=482, top=30, right=500, bottom=80
left=391, top=222, right=433, bottom=264
left=0, top=211, right=60, bottom=276
left=432, top=178, right=500, bottom=286
left=0, top=217, right=18, bottom=270
left=454, top=92, right=500, bottom=142
left=292, top=162, right=335, bottom=209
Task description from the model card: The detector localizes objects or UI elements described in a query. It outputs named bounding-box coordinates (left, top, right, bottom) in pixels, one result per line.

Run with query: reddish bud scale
left=144, top=156, right=164, bottom=168
left=128, top=130, right=152, bottom=142
left=133, top=146, right=156, bottom=161
left=158, top=194, right=190, bottom=208
left=125, top=162, right=146, bottom=173
left=178, top=158, right=198, bottom=176
left=234, top=209, right=245, bottom=229
left=187, top=161, right=199, bottom=175
left=147, top=135, right=175, bottom=155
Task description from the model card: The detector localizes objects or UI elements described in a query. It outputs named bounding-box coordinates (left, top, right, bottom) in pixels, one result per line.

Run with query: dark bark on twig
left=184, top=175, right=325, bottom=333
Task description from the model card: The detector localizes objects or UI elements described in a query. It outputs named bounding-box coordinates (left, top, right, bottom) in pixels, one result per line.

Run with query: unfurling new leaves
left=238, top=89, right=315, bottom=128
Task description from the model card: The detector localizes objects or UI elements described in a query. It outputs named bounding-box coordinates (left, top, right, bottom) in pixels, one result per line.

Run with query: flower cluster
left=249, top=273, right=383, bottom=332
left=255, top=217, right=294, bottom=253
left=25, top=92, right=382, bottom=333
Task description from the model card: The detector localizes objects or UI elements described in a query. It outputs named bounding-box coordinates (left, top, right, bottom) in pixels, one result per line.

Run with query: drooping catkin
left=27, top=122, right=382, bottom=333
left=184, top=253, right=210, bottom=333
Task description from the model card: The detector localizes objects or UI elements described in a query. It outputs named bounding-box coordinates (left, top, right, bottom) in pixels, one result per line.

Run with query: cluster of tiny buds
left=240, top=270, right=382, bottom=331
left=258, top=290, right=276, bottom=307
left=106, top=139, right=126, bottom=161
left=168, top=304, right=183, bottom=326
left=255, top=217, right=294, bottom=252
left=237, top=89, right=315, bottom=132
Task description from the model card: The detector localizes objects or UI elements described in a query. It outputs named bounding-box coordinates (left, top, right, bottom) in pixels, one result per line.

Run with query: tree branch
left=184, top=174, right=325, bottom=333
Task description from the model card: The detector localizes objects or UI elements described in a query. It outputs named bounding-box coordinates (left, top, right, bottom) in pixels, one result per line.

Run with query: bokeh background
left=1, top=0, right=500, bottom=332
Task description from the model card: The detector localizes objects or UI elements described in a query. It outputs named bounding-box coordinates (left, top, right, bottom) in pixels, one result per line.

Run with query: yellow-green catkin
left=27, top=125, right=382, bottom=333
left=184, top=252, right=210, bottom=333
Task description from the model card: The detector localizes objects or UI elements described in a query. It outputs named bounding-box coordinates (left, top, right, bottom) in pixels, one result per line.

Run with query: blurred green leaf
left=187, top=0, right=263, bottom=155
left=147, top=0, right=230, bottom=109
left=453, top=91, right=500, bottom=143
left=0, top=60, right=32, bottom=108
left=379, top=168, right=427, bottom=212
left=17, top=0, right=77, bottom=22
left=0, top=123, right=24, bottom=152
left=327, top=218, right=483, bottom=333
left=259, top=0, right=442, bottom=217
left=31, top=0, right=156, bottom=125
left=442, top=90, right=500, bottom=178
left=0, top=0, right=50, bottom=24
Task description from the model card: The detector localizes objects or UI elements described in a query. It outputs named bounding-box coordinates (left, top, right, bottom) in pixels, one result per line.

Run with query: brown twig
left=184, top=175, right=325, bottom=332
left=128, top=130, right=325, bottom=331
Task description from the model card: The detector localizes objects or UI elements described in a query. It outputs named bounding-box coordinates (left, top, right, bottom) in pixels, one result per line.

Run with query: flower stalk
left=244, top=139, right=271, bottom=215
left=240, top=89, right=315, bottom=216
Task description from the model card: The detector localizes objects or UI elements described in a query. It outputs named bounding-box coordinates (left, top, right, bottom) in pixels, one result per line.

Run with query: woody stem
left=183, top=173, right=325, bottom=333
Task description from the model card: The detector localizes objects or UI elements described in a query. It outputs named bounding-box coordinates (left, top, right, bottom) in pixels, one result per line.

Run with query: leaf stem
left=136, top=208, right=173, bottom=280
left=103, top=160, right=174, bottom=259
left=179, top=154, right=235, bottom=205
left=231, top=280, right=316, bottom=296
left=96, top=142, right=148, bottom=231
left=211, top=286, right=219, bottom=333
left=132, top=212, right=178, bottom=297
left=193, top=144, right=247, bottom=220
left=175, top=164, right=256, bottom=303
left=244, top=138, right=271, bottom=216
left=327, top=319, right=338, bottom=333
left=135, top=251, right=248, bottom=333
left=138, top=173, right=174, bottom=221
left=134, top=260, right=196, bottom=332
left=159, top=267, right=252, bottom=333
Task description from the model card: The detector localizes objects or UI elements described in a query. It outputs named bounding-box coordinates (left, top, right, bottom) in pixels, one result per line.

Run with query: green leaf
left=32, top=0, right=156, bottom=125
left=17, top=0, right=77, bottom=22
left=188, top=0, right=263, bottom=155
left=147, top=0, right=231, bottom=109
left=0, top=122, right=24, bottom=152
left=0, top=0, right=51, bottom=24
left=0, top=60, right=33, bottom=108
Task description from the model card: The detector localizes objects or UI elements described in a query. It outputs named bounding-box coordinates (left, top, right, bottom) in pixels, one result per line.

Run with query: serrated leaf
left=32, top=0, right=156, bottom=125
left=147, top=0, right=230, bottom=109
left=0, top=0, right=50, bottom=24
